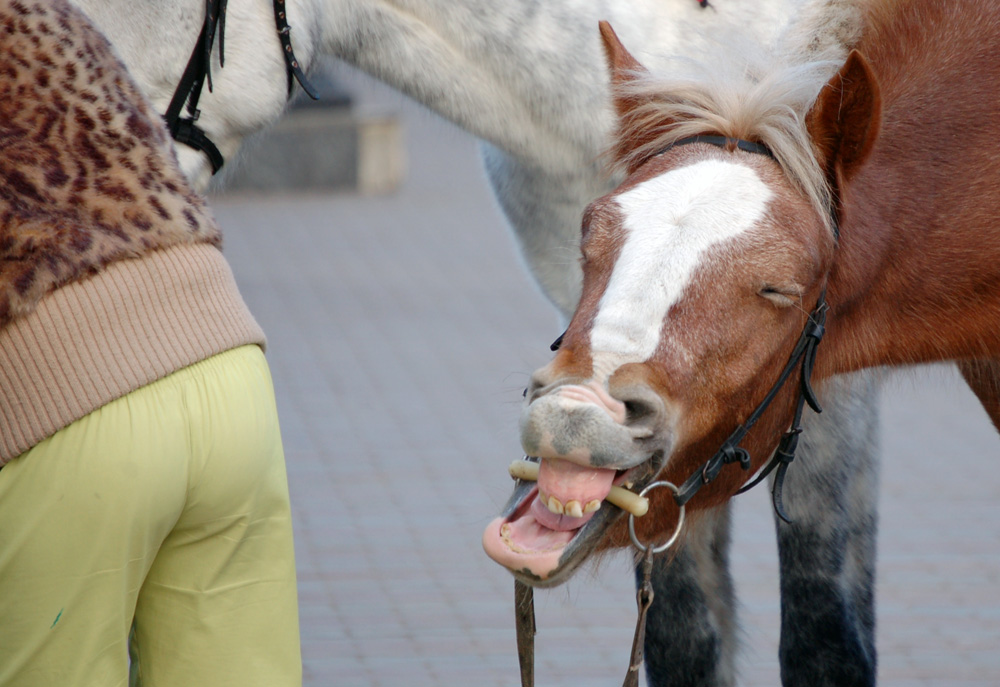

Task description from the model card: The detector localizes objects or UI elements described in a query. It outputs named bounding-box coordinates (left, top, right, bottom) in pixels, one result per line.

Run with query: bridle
left=660, top=135, right=835, bottom=523
left=517, top=133, right=838, bottom=687
left=552, top=133, right=835, bottom=523
left=164, top=0, right=319, bottom=174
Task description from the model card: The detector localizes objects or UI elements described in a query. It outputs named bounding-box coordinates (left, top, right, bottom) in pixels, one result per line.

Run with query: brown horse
left=484, top=0, right=1000, bottom=588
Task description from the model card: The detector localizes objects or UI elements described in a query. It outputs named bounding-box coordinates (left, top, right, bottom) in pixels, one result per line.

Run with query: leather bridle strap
left=164, top=0, right=227, bottom=173
left=649, top=133, right=831, bottom=520
left=164, top=0, right=319, bottom=175
left=664, top=134, right=776, bottom=160
left=274, top=0, right=320, bottom=100
left=515, top=551, right=658, bottom=687
left=673, top=294, right=828, bottom=520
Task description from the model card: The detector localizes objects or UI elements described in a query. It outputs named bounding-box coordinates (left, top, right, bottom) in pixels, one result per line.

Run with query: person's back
left=0, top=1, right=301, bottom=684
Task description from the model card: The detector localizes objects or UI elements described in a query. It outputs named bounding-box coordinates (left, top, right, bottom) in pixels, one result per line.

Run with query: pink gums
left=482, top=459, right=617, bottom=580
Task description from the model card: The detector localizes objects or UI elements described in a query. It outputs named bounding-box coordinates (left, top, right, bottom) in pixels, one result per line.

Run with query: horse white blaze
left=589, top=159, right=774, bottom=379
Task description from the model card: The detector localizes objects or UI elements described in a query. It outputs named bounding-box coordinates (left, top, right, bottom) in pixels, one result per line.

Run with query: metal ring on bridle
left=628, top=481, right=685, bottom=553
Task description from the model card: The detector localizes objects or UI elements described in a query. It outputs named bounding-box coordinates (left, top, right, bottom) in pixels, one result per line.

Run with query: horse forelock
left=609, top=47, right=842, bottom=240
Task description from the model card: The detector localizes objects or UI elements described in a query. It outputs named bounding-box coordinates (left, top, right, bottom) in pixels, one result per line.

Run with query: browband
left=659, top=134, right=775, bottom=160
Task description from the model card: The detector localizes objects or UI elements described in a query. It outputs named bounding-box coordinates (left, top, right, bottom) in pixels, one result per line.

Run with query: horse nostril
left=525, top=371, right=550, bottom=402
left=623, top=399, right=655, bottom=424
left=614, top=386, right=666, bottom=434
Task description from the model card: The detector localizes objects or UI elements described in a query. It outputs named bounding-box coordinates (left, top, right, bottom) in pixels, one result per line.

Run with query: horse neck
left=72, top=0, right=806, bottom=189
left=312, top=0, right=803, bottom=172
left=821, top=0, right=1000, bottom=375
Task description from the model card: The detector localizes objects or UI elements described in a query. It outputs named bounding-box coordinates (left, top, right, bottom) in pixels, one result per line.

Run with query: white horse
left=70, top=0, right=880, bottom=684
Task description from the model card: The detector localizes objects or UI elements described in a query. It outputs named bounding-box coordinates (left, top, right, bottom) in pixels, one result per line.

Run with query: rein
left=164, top=0, right=319, bottom=174
left=516, top=131, right=836, bottom=687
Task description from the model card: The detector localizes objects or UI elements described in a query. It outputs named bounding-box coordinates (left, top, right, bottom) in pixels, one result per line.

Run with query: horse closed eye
left=759, top=286, right=800, bottom=307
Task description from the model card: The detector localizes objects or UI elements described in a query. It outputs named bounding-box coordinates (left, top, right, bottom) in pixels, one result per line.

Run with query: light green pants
left=0, top=345, right=301, bottom=687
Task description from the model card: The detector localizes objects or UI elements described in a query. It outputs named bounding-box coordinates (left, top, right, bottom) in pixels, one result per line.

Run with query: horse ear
left=599, top=21, right=648, bottom=120
left=806, top=49, right=881, bottom=187
left=600, top=21, right=661, bottom=171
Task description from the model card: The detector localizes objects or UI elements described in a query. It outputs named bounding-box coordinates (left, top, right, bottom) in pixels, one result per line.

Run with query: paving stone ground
left=210, top=75, right=1000, bottom=687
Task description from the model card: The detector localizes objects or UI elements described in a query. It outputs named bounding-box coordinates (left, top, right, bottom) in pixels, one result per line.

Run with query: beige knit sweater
left=0, top=0, right=265, bottom=464
left=0, top=244, right=265, bottom=464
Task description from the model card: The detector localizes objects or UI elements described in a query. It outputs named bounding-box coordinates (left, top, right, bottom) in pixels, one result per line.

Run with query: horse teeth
left=507, top=460, right=647, bottom=518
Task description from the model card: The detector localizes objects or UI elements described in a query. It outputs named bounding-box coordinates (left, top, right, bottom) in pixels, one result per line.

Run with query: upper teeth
left=547, top=494, right=564, bottom=515
left=539, top=492, right=598, bottom=519
left=510, top=460, right=649, bottom=518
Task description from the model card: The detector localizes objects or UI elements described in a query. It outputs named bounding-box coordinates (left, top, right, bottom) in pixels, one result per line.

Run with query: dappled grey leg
left=774, top=371, right=880, bottom=687
left=641, top=373, right=880, bottom=687
left=640, top=507, right=736, bottom=687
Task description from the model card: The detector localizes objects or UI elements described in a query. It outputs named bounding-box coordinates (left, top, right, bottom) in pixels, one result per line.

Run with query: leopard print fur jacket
left=0, top=0, right=220, bottom=329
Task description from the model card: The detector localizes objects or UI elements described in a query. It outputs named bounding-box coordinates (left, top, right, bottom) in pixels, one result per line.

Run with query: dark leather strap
left=733, top=303, right=826, bottom=522
left=674, top=294, right=827, bottom=509
left=163, top=0, right=226, bottom=173
left=622, top=548, right=656, bottom=687
left=662, top=135, right=775, bottom=160
left=514, top=580, right=535, bottom=687
left=273, top=0, right=320, bottom=99
left=164, top=0, right=320, bottom=175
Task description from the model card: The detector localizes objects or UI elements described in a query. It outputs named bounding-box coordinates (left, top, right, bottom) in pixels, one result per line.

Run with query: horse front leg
left=640, top=375, right=881, bottom=687
left=774, top=371, right=880, bottom=687
left=639, top=507, right=738, bottom=687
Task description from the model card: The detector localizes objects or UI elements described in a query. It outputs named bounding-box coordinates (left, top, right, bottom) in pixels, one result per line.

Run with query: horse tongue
left=537, top=457, right=616, bottom=515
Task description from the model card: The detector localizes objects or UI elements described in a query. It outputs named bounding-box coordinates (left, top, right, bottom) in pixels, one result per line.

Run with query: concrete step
left=217, top=74, right=404, bottom=195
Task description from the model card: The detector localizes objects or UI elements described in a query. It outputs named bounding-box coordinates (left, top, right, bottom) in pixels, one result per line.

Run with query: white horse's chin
left=175, top=147, right=214, bottom=193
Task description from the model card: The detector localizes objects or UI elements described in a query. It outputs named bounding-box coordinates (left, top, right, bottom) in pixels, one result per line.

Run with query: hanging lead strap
left=623, top=547, right=655, bottom=687
left=514, top=580, right=536, bottom=687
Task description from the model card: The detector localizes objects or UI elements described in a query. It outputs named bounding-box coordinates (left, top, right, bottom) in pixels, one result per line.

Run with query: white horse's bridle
left=163, top=0, right=319, bottom=173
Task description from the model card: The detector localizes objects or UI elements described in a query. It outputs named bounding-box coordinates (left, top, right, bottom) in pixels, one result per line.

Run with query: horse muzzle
left=482, top=380, right=673, bottom=586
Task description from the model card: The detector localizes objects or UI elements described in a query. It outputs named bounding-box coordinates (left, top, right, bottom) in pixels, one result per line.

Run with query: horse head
left=484, top=22, right=881, bottom=586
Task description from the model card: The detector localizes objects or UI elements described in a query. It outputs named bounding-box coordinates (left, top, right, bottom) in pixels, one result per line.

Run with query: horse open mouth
left=482, top=455, right=662, bottom=587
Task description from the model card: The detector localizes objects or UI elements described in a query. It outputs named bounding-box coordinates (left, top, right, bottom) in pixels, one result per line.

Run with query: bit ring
left=628, top=481, right=685, bottom=554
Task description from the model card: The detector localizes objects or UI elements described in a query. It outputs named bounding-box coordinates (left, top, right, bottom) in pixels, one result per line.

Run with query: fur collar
left=0, top=0, right=220, bottom=328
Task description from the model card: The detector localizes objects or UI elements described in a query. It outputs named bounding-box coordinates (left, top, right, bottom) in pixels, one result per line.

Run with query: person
left=0, top=1, right=301, bottom=684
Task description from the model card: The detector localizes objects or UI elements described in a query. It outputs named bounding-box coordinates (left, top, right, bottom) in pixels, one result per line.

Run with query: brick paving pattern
left=211, top=86, right=1000, bottom=687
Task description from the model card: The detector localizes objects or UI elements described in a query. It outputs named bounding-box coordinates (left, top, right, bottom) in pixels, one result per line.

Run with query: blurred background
left=208, top=63, right=1000, bottom=687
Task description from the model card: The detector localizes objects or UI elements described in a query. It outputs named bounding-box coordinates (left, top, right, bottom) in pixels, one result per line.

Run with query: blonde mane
left=612, top=41, right=846, bottom=235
